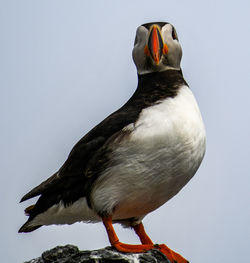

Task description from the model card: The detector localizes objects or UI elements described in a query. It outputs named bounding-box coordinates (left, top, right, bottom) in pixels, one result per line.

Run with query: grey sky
left=1, top=1, right=250, bottom=262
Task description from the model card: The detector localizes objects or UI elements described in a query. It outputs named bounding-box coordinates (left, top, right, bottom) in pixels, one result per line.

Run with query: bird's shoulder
left=60, top=103, right=142, bottom=175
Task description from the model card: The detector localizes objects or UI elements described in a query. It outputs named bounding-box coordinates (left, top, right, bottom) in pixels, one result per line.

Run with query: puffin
left=19, top=22, right=206, bottom=263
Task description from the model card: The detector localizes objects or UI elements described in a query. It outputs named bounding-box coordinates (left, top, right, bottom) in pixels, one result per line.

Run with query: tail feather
left=20, top=172, right=59, bottom=202
left=18, top=222, right=42, bottom=233
left=19, top=173, right=91, bottom=233
left=19, top=204, right=42, bottom=232
left=24, top=204, right=35, bottom=215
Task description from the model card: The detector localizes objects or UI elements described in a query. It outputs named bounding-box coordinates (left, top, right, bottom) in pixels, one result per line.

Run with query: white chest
left=131, top=85, right=205, bottom=143
left=92, top=85, right=206, bottom=219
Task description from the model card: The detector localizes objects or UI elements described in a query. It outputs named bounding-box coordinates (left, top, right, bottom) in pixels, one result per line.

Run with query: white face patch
left=134, top=26, right=148, bottom=48
left=161, top=24, right=182, bottom=70
left=161, top=24, right=173, bottom=43
left=132, top=26, right=148, bottom=74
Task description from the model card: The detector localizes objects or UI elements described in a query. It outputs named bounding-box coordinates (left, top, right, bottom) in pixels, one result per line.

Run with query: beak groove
left=149, top=26, right=163, bottom=64
left=145, top=25, right=168, bottom=64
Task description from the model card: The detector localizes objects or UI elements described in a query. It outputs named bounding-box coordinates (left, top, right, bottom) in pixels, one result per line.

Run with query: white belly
left=92, top=85, right=206, bottom=219
left=29, top=85, right=206, bottom=228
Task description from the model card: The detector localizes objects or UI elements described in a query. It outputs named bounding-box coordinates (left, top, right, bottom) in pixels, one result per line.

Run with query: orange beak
left=144, top=25, right=168, bottom=65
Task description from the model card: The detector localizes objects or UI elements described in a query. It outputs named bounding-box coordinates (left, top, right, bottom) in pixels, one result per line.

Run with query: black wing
left=20, top=102, right=142, bottom=204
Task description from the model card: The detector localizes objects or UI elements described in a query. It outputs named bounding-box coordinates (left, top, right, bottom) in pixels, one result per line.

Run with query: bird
left=19, top=22, right=206, bottom=263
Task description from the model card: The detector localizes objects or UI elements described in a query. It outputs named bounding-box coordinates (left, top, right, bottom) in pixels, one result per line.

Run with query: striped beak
left=144, top=25, right=168, bottom=65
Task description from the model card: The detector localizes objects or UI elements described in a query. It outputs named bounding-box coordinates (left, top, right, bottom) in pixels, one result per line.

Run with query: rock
left=24, top=244, right=171, bottom=263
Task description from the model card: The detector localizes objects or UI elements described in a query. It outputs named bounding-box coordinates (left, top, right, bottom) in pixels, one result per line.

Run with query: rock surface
left=24, top=244, right=171, bottom=263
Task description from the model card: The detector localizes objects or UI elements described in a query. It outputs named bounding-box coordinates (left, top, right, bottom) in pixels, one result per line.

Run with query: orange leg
left=132, top=222, right=153, bottom=245
left=133, top=222, right=188, bottom=263
left=102, top=216, right=189, bottom=263
left=102, top=216, right=154, bottom=253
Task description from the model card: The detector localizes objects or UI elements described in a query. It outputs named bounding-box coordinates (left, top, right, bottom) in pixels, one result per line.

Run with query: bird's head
left=132, top=22, right=182, bottom=75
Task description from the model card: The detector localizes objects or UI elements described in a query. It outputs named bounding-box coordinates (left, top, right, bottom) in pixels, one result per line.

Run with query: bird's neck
left=136, top=69, right=186, bottom=100
left=138, top=69, right=186, bottom=91
left=124, top=69, right=187, bottom=110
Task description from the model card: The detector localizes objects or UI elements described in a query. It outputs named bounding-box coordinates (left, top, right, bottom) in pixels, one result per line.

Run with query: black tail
left=19, top=204, right=42, bottom=233
left=18, top=222, right=42, bottom=233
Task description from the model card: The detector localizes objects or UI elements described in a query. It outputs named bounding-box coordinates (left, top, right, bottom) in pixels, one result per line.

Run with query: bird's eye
left=172, top=28, right=178, bottom=41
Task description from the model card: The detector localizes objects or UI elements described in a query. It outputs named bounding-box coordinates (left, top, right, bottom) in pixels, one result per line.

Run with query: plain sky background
left=1, top=1, right=250, bottom=262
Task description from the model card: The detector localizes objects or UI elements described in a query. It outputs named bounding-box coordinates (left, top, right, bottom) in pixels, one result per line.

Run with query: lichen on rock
left=24, top=244, right=171, bottom=263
